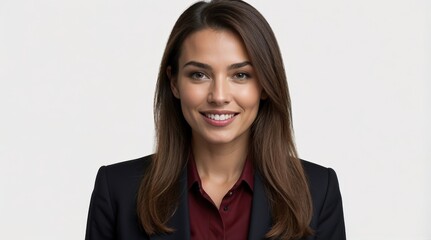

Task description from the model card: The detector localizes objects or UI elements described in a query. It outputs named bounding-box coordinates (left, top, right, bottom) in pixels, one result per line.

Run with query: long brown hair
left=137, top=1, right=313, bottom=239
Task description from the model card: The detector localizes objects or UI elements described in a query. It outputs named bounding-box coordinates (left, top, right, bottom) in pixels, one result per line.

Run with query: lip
left=200, top=110, right=238, bottom=114
left=200, top=110, right=239, bottom=127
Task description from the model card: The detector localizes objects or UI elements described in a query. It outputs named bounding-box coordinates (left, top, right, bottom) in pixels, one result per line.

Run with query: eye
left=233, top=72, right=250, bottom=80
left=190, top=72, right=209, bottom=80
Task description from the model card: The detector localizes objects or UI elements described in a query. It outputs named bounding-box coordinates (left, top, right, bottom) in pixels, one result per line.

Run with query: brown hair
left=137, top=0, right=313, bottom=239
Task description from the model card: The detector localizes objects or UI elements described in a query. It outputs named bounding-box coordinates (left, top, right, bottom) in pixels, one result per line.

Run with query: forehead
left=179, top=28, right=250, bottom=65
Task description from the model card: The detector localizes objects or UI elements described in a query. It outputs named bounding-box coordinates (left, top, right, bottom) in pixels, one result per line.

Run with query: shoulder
left=301, top=159, right=332, bottom=175
left=300, top=159, right=345, bottom=237
left=300, top=159, right=341, bottom=204
left=300, top=159, right=338, bottom=187
left=86, top=155, right=153, bottom=239
left=94, top=155, right=153, bottom=202
left=102, top=154, right=152, bottom=178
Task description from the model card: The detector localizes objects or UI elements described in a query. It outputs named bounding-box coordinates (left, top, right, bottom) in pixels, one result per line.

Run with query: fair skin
left=170, top=28, right=264, bottom=208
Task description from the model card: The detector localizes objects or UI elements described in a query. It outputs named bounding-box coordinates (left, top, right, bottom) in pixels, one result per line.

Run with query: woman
left=85, top=1, right=346, bottom=239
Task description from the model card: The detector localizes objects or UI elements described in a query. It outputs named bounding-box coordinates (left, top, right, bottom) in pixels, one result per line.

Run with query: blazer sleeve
left=314, top=168, right=346, bottom=240
left=85, top=166, right=116, bottom=240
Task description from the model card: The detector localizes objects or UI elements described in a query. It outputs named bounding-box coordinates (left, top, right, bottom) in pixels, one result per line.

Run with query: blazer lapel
left=150, top=169, right=190, bottom=240
left=248, top=173, right=272, bottom=240
left=149, top=170, right=272, bottom=240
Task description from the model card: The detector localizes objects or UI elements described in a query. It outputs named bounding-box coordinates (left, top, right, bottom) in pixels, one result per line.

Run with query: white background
left=0, top=0, right=430, bottom=239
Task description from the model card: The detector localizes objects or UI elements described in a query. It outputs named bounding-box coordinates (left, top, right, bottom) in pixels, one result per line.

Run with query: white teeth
left=206, top=113, right=235, bottom=121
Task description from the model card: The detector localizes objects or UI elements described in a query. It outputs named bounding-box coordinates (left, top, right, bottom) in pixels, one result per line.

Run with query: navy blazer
left=85, top=155, right=346, bottom=240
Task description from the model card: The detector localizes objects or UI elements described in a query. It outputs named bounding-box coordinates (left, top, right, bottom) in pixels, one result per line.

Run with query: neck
left=191, top=136, right=249, bottom=182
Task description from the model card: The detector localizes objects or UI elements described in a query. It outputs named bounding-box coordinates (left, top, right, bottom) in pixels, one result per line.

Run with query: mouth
left=200, top=111, right=239, bottom=121
left=204, top=113, right=236, bottom=121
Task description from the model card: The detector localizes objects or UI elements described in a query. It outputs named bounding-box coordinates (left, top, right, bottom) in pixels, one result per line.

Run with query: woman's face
left=170, top=28, right=264, bottom=147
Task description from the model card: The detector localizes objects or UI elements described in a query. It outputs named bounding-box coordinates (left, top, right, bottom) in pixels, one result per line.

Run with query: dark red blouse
left=187, top=156, right=254, bottom=240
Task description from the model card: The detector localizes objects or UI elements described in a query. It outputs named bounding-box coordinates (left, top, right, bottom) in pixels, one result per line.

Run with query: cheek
left=236, top=85, right=262, bottom=108
left=178, top=84, right=207, bottom=110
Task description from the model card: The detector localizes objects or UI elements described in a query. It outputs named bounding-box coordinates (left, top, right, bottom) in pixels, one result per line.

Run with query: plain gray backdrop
left=0, top=0, right=430, bottom=239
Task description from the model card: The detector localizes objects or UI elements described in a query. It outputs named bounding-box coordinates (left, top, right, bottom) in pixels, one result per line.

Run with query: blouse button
left=223, top=206, right=229, bottom=211
left=228, top=191, right=233, bottom=196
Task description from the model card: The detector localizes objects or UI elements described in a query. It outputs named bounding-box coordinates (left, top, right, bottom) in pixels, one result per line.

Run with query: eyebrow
left=182, top=61, right=252, bottom=70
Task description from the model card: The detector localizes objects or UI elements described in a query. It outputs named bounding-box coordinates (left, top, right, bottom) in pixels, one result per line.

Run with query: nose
left=207, top=76, right=231, bottom=105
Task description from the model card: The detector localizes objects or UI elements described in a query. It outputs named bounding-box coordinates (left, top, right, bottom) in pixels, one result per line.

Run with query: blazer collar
left=248, top=173, right=272, bottom=240
left=150, top=169, right=272, bottom=240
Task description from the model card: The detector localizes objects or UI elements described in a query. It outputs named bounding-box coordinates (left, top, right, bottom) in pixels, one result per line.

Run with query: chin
left=203, top=133, right=247, bottom=146
left=203, top=137, right=235, bottom=145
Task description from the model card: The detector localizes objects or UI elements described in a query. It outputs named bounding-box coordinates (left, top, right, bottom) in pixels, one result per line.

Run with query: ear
left=167, top=66, right=180, bottom=99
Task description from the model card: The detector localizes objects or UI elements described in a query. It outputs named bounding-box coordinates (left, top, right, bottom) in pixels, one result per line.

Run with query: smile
left=200, top=111, right=238, bottom=127
left=205, top=113, right=235, bottom=121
